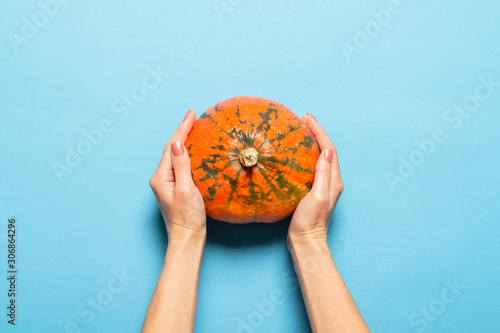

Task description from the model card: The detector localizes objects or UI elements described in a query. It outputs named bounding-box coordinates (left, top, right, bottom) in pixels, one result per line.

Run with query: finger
left=306, top=115, right=334, bottom=151
left=305, top=115, right=343, bottom=199
left=329, top=146, right=343, bottom=199
left=171, top=141, right=195, bottom=190
left=326, top=147, right=343, bottom=229
left=301, top=113, right=311, bottom=124
left=310, top=148, right=334, bottom=198
left=329, top=146, right=341, bottom=184
left=156, top=109, right=196, bottom=173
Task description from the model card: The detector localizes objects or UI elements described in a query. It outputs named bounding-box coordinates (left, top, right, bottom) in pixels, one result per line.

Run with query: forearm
left=142, top=232, right=205, bottom=333
left=289, top=236, right=369, bottom=333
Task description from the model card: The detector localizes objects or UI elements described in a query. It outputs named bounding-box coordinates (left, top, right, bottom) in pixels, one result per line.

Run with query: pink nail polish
left=171, top=142, right=184, bottom=156
left=311, top=114, right=318, bottom=122
left=325, top=149, right=333, bottom=163
left=182, top=110, right=191, bottom=122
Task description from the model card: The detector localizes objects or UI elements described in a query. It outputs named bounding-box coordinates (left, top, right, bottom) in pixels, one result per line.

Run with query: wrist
left=163, top=229, right=205, bottom=275
left=287, top=234, right=335, bottom=278
left=288, top=228, right=335, bottom=263
left=288, top=234, right=327, bottom=250
left=168, top=226, right=206, bottom=245
left=165, top=230, right=206, bottom=260
left=288, top=229, right=327, bottom=247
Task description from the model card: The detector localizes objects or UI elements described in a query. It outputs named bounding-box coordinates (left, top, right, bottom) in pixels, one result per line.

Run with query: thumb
left=170, top=141, right=194, bottom=189
left=311, top=148, right=334, bottom=197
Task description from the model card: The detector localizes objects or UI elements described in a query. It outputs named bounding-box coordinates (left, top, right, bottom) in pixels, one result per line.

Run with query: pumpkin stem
left=239, top=147, right=259, bottom=167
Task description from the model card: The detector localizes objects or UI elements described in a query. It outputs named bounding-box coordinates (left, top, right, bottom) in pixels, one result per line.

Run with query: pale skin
left=142, top=110, right=370, bottom=333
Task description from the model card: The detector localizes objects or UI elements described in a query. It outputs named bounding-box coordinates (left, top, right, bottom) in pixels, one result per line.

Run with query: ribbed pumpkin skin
left=185, top=96, right=320, bottom=223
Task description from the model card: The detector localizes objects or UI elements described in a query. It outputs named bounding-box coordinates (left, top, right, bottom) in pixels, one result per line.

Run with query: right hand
left=288, top=114, right=344, bottom=244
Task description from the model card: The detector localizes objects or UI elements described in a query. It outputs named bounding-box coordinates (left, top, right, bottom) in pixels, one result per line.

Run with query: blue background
left=1, top=0, right=499, bottom=332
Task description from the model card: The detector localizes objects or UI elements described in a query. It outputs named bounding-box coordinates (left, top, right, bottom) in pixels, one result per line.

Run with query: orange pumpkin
left=185, top=96, right=320, bottom=223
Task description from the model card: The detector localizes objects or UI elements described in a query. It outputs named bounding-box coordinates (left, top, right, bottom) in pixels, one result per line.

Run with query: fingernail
left=182, top=110, right=191, bottom=122
left=311, top=114, right=318, bottom=122
left=171, top=142, right=184, bottom=156
left=325, top=149, right=333, bottom=163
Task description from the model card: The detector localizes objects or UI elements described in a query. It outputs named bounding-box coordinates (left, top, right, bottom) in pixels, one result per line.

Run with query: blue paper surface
left=1, top=1, right=499, bottom=332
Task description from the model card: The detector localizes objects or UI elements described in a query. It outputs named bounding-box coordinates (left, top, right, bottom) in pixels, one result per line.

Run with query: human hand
left=149, top=110, right=207, bottom=242
left=286, top=115, right=369, bottom=333
left=288, top=114, right=344, bottom=245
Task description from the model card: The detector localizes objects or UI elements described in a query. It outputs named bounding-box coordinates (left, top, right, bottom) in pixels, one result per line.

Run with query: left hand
left=149, top=110, right=207, bottom=242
